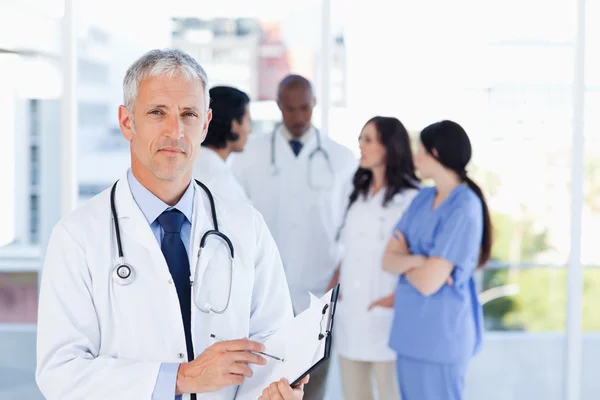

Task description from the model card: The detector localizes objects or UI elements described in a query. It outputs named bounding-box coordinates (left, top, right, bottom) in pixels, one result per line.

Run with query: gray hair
left=123, top=49, right=210, bottom=114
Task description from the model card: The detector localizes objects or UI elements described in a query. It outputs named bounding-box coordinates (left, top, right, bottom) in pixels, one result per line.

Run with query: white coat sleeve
left=247, top=209, right=294, bottom=341
left=36, top=223, right=162, bottom=400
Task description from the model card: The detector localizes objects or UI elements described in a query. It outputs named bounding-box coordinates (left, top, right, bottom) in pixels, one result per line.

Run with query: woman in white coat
left=193, top=86, right=251, bottom=203
left=328, top=117, right=419, bottom=400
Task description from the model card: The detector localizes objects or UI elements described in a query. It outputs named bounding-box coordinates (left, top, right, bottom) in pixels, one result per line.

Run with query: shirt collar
left=280, top=123, right=314, bottom=145
left=127, top=169, right=195, bottom=225
left=201, top=146, right=228, bottom=169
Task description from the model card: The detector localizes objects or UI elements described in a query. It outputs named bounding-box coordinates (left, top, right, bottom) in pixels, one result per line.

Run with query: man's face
left=277, top=85, right=314, bottom=137
left=119, top=75, right=211, bottom=181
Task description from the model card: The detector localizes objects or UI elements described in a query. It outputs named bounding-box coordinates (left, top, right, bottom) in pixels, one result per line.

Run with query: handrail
left=479, top=284, right=520, bottom=305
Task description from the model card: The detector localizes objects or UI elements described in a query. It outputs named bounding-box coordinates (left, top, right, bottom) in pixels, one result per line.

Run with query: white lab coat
left=335, top=188, right=418, bottom=362
left=194, top=146, right=250, bottom=203
left=231, top=127, right=357, bottom=314
left=35, top=173, right=293, bottom=400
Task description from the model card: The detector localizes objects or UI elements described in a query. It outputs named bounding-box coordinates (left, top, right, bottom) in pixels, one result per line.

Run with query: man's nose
left=164, top=113, right=183, bottom=138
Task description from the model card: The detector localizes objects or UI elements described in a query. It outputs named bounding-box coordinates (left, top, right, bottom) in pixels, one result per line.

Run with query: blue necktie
left=289, top=139, right=303, bottom=156
left=157, top=210, right=194, bottom=364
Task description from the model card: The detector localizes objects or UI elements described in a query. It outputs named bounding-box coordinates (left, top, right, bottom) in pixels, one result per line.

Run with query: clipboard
left=290, top=283, right=339, bottom=387
left=234, top=284, right=340, bottom=399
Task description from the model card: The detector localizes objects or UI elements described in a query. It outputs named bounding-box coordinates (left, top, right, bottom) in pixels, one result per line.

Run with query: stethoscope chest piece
left=113, top=262, right=135, bottom=285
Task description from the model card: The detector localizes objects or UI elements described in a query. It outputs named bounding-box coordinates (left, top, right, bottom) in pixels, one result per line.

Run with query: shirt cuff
left=152, top=362, right=180, bottom=400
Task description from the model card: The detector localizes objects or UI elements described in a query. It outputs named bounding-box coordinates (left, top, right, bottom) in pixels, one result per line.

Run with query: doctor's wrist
left=175, top=362, right=191, bottom=395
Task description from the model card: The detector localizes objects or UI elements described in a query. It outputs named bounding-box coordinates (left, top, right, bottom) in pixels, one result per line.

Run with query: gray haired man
left=35, top=49, right=307, bottom=400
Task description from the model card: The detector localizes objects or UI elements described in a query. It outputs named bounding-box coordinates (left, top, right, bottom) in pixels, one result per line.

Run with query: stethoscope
left=270, top=123, right=334, bottom=190
left=110, top=179, right=235, bottom=314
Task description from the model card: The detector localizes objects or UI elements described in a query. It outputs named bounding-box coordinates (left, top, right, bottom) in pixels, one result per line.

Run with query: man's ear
left=118, top=105, right=134, bottom=141
left=200, top=109, right=212, bottom=143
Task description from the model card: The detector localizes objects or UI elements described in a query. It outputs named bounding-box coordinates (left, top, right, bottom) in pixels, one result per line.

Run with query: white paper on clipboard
left=235, top=289, right=334, bottom=400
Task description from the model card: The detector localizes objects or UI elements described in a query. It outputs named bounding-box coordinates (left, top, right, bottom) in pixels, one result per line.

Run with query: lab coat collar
left=279, top=123, right=315, bottom=145
left=199, top=146, right=229, bottom=171
left=127, top=169, right=195, bottom=225
left=114, top=170, right=229, bottom=256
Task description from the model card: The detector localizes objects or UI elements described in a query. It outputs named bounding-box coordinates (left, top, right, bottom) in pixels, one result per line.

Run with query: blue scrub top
left=389, top=184, right=484, bottom=365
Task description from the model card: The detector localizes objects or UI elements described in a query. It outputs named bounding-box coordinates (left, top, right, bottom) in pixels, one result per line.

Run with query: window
left=78, top=102, right=109, bottom=128
left=29, top=99, right=39, bottom=137
left=29, top=145, right=39, bottom=186
left=78, top=59, right=109, bottom=84
left=29, top=194, right=38, bottom=244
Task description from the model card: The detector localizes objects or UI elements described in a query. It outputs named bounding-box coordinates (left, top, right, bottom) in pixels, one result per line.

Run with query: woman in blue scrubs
left=382, top=120, right=492, bottom=400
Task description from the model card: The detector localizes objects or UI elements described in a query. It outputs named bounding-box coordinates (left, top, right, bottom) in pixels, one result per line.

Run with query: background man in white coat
left=193, top=86, right=251, bottom=202
left=35, top=49, right=307, bottom=400
left=231, top=75, right=357, bottom=400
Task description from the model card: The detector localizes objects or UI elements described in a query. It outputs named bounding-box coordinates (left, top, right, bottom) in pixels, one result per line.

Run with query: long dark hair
left=203, top=86, right=250, bottom=149
left=420, top=120, right=492, bottom=267
left=348, top=116, right=419, bottom=208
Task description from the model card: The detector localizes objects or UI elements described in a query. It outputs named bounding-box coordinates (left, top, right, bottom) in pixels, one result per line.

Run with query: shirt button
left=178, top=353, right=184, bottom=359
left=168, top=279, right=173, bottom=284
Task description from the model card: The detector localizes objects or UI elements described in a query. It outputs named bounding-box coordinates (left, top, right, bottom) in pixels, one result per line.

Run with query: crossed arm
left=382, top=230, right=454, bottom=296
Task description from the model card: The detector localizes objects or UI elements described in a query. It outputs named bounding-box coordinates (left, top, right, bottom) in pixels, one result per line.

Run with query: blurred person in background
left=328, top=116, right=419, bottom=400
left=382, top=120, right=492, bottom=400
left=194, top=86, right=252, bottom=203
left=231, top=74, right=357, bottom=400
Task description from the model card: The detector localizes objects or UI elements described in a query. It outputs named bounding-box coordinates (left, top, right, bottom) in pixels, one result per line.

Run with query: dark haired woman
left=193, top=86, right=251, bottom=202
left=382, top=120, right=492, bottom=400
left=329, top=116, right=419, bottom=400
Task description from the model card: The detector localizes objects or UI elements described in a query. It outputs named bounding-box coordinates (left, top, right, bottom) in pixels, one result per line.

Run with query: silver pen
left=209, top=334, right=286, bottom=363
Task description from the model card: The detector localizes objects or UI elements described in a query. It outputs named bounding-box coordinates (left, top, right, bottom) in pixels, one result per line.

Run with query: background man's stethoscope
left=270, top=123, right=334, bottom=190
left=110, top=179, right=235, bottom=314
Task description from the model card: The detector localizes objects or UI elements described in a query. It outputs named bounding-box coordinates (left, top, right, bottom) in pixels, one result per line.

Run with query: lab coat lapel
left=297, top=128, right=318, bottom=162
left=114, top=173, right=170, bottom=280
left=275, top=127, right=297, bottom=167
left=189, top=182, right=229, bottom=289
left=277, top=125, right=318, bottom=164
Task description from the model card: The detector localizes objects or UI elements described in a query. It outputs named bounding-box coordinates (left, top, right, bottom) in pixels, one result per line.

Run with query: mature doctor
left=231, top=75, right=357, bottom=400
left=193, top=86, right=251, bottom=202
left=36, top=49, right=307, bottom=400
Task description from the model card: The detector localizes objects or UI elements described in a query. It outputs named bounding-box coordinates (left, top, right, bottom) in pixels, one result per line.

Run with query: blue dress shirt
left=127, top=169, right=195, bottom=400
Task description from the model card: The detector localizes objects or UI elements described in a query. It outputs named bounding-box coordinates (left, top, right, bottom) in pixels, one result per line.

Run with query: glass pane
left=582, top=0, right=600, bottom=394
left=582, top=90, right=600, bottom=333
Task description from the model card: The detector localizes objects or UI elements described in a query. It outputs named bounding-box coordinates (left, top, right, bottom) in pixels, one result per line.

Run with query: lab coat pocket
left=107, top=261, right=175, bottom=358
